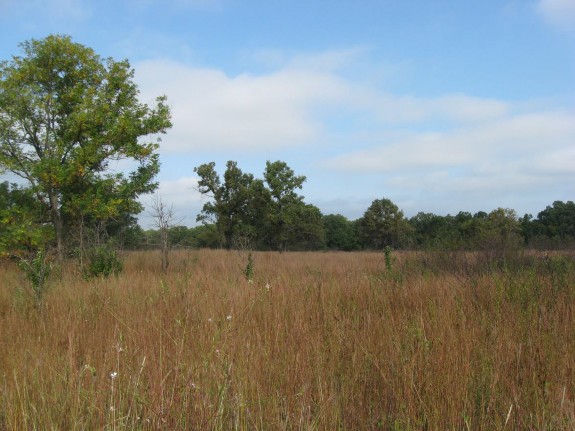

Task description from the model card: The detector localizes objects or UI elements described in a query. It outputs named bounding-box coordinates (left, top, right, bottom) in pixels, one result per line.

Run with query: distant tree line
left=2, top=168, right=574, bottom=256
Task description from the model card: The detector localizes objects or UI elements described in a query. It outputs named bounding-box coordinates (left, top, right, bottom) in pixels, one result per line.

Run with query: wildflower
left=110, top=371, right=118, bottom=380
left=265, top=283, right=270, bottom=291
left=208, top=318, right=213, bottom=323
left=226, top=315, right=232, bottom=321
left=215, top=349, right=220, bottom=357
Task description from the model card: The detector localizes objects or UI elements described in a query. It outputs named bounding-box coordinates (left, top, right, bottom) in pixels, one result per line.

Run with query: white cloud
left=321, top=109, right=575, bottom=216
left=324, top=110, right=575, bottom=173
left=135, top=52, right=518, bottom=155
left=537, top=0, right=575, bottom=31
left=135, top=59, right=350, bottom=152
left=362, top=93, right=510, bottom=124
left=139, top=176, right=203, bottom=228
left=130, top=49, right=575, bottom=219
left=430, top=95, right=510, bottom=123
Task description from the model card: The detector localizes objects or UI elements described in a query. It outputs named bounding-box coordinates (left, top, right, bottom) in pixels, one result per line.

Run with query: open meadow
left=1, top=249, right=574, bottom=430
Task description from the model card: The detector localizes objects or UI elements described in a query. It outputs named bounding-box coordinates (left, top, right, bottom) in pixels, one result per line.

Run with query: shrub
left=83, top=246, right=123, bottom=279
left=18, top=249, right=52, bottom=306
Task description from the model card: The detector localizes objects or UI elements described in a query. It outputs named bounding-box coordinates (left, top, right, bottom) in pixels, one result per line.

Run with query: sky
left=1, top=0, right=574, bottom=227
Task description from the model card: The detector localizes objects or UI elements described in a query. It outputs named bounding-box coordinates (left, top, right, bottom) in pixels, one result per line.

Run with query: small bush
left=384, top=245, right=393, bottom=272
left=244, top=252, right=254, bottom=283
left=83, top=246, right=123, bottom=279
left=18, top=249, right=52, bottom=306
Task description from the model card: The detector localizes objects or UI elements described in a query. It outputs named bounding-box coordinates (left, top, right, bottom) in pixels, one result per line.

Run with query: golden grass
left=0, top=249, right=574, bottom=430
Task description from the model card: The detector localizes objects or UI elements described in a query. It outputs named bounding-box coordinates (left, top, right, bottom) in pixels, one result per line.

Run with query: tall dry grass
left=0, top=249, right=574, bottom=430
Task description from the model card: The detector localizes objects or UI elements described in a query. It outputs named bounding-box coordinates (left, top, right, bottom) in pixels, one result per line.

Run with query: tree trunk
left=160, top=227, right=169, bottom=274
left=49, top=189, right=64, bottom=261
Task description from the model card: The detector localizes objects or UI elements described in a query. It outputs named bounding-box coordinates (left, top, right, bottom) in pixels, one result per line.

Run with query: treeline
left=2, top=166, right=574, bottom=255
left=119, top=160, right=574, bottom=252
left=130, top=200, right=575, bottom=252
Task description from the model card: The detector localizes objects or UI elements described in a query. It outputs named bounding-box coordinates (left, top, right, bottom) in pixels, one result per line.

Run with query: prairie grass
left=0, top=249, right=574, bottom=430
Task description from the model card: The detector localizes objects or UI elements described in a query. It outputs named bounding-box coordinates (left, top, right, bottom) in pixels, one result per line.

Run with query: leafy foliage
left=357, top=198, right=413, bottom=249
left=82, top=246, right=123, bottom=279
left=322, top=214, right=359, bottom=251
left=18, top=249, right=53, bottom=306
left=535, top=201, right=575, bottom=246
left=194, top=161, right=259, bottom=248
left=0, top=182, right=53, bottom=256
left=0, top=35, right=171, bottom=258
left=194, top=160, right=322, bottom=251
left=244, top=252, right=254, bottom=283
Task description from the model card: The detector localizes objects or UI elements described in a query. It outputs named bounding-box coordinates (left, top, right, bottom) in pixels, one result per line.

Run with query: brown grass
left=0, top=249, right=574, bottom=430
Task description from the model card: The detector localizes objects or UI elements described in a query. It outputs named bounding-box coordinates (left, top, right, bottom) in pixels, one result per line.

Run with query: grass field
left=1, top=249, right=574, bottom=430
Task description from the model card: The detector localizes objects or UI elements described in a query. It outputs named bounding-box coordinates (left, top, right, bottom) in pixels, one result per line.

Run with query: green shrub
left=244, top=252, right=254, bottom=283
left=18, top=249, right=52, bottom=306
left=83, top=246, right=123, bottom=279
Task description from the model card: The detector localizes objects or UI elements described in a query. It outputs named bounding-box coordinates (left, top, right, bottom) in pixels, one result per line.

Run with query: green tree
left=0, top=35, right=171, bottom=259
left=0, top=181, right=52, bottom=256
left=323, top=214, right=359, bottom=251
left=168, top=226, right=193, bottom=248
left=479, top=208, right=522, bottom=253
left=409, top=212, right=451, bottom=249
left=188, top=224, right=220, bottom=249
left=282, top=203, right=325, bottom=251
left=357, top=198, right=412, bottom=249
left=263, top=160, right=306, bottom=251
left=194, top=161, right=259, bottom=248
left=536, top=201, right=575, bottom=246
left=194, top=160, right=321, bottom=251
left=120, top=222, right=146, bottom=250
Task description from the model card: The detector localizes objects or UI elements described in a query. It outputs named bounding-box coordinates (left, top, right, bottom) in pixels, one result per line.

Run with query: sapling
left=18, top=249, right=52, bottom=307
left=244, top=252, right=254, bottom=283
left=384, top=245, right=393, bottom=272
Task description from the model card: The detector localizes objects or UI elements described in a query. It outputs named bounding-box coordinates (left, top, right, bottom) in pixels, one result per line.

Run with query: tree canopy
left=357, top=198, right=413, bottom=249
left=0, top=35, right=171, bottom=258
left=194, top=160, right=323, bottom=251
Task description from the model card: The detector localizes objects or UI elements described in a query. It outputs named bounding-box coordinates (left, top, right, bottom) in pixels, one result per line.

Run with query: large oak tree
left=0, top=35, right=171, bottom=258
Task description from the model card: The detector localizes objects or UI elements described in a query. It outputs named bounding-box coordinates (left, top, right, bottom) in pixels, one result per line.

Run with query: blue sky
left=1, top=0, right=574, bottom=227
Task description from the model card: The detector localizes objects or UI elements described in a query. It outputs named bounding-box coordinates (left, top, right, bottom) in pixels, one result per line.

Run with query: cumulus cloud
left=322, top=108, right=575, bottom=216
left=537, top=0, right=575, bottom=31
left=360, top=93, right=510, bottom=124
left=135, top=59, right=350, bottom=152
left=139, top=176, right=203, bottom=228
left=324, top=110, right=575, bottom=172
left=135, top=52, right=517, bottom=154
left=131, top=49, right=574, bottom=218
